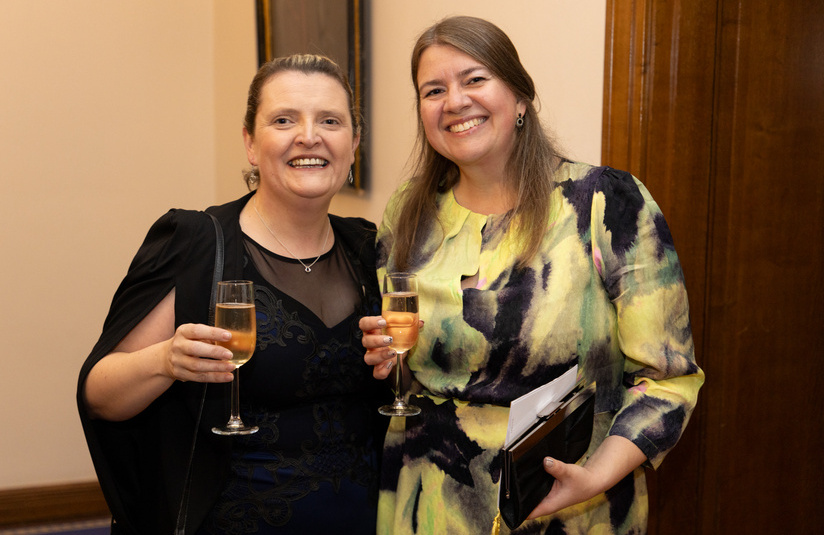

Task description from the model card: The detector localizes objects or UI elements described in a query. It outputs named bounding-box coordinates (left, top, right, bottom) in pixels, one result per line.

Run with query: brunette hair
left=242, top=54, right=362, bottom=188
left=392, top=16, right=564, bottom=270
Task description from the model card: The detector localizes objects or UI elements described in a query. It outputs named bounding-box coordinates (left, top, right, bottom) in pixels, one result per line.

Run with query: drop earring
left=348, top=169, right=354, bottom=184
left=516, top=113, right=524, bottom=128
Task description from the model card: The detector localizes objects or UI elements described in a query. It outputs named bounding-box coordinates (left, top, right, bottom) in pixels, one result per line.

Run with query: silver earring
left=348, top=169, right=354, bottom=184
left=516, top=113, right=524, bottom=128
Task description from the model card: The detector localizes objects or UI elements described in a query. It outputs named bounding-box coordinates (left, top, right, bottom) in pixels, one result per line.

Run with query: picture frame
left=255, top=0, right=368, bottom=193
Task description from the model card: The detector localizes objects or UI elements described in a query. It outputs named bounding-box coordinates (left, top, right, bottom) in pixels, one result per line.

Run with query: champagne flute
left=379, top=272, right=421, bottom=417
left=212, top=280, right=258, bottom=435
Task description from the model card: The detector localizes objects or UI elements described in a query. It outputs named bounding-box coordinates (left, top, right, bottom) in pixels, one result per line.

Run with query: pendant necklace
left=252, top=196, right=330, bottom=273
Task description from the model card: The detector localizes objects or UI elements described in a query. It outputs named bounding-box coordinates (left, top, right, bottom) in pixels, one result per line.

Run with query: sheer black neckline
left=241, top=230, right=360, bottom=329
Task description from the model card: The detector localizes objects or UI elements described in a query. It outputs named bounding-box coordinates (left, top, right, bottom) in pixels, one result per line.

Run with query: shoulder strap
left=175, top=212, right=224, bottom=535
left=207, top=213, right=225, bottom=325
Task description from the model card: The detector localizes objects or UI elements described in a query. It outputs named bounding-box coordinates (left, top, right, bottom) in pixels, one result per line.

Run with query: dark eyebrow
left=419, top=66, right=486, bottom=92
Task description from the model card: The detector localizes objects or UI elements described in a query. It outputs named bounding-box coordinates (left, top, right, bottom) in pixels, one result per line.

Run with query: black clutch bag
left=499, top=382, right=596, bottom=530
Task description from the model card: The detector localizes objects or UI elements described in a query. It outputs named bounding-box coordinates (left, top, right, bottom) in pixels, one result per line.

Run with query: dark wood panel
left=703, top=0, right=824, bottom=532
left=604, top=0, right=824, bottom=533
left=602, top=0, right=716, bottom=349
left=603, top=2, right=716, bottom=530
left=0, top=481, right=109, bottom=528
left=602, top=0, right=649, bottom=177
left=639, top=4, right=716, bottom=531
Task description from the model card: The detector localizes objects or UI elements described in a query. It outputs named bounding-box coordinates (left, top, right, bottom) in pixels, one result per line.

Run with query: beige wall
left=0, top=0, right=603, bottom=490
left=0, top=0, right=255, bottom=489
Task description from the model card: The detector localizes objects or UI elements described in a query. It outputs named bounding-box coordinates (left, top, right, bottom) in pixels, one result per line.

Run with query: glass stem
left=394, top=351, right=405, bottom=405
left=229, top=368, right=242, bottom=426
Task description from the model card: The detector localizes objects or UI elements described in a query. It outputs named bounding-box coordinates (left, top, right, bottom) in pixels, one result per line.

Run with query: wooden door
left=603, top=1, right=824, bottom=533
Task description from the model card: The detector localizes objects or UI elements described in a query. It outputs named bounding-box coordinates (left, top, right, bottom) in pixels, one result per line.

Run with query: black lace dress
left=197, top=232, right=387, bottom=534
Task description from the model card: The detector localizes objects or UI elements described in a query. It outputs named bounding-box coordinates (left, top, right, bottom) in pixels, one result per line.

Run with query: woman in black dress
left=78, top=54, right=388, bottom=534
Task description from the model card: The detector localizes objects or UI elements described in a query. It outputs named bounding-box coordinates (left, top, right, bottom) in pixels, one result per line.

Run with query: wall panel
left=603, top=1, right=824, bottom=533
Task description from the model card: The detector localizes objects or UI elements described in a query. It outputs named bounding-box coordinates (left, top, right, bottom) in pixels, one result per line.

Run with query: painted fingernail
left=377, top=318, right=387, bottom=327
left=385, top=361, right=394, bottom=370
left=384, top=336, right=393, bottom=345
left=544, top=457, right=554, bottom=468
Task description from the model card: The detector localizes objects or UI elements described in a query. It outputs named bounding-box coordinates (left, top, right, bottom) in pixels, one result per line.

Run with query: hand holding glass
left=379, top=273, right=421, bottom=417
left=212, top=280, right=258, bottom=435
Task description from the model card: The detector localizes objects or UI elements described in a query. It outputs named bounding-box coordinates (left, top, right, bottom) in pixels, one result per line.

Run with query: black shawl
left=77, top=192, right=381, bottom=534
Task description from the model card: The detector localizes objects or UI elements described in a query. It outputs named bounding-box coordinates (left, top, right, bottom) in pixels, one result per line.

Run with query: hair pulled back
left=242, top=54, right=362, bottom=188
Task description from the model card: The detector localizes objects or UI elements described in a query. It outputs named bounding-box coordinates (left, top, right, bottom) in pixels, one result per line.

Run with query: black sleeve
left=76, top=208, right=219, bottom=534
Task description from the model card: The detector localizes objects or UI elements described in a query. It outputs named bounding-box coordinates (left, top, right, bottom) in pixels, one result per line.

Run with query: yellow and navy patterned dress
left=375, top=162, right=704, bottom=534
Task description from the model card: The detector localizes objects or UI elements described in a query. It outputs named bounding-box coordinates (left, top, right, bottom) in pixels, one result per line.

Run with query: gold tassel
left=491, top=511, right=502, bottom=535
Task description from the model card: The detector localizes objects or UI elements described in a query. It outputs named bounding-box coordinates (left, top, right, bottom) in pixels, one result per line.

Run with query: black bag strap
left=206, top=213, right=225, bottom=326
left=175, top=212, right=224, bottom=535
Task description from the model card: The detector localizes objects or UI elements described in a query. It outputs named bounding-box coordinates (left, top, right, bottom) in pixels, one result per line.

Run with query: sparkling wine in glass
left=212, top=280, right=258, bottom=435
left=379, top=273, right=421, bottom=417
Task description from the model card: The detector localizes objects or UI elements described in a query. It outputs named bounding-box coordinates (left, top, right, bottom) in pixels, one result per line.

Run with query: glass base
left=379, top=400, right=421, bottom=417
left=212, top=423, right=259, bottom=436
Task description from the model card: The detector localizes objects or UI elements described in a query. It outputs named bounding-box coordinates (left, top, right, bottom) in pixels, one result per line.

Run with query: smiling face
left=243, top=70, right=359, bottom=204
left=416, top=44, right=526, bottom=178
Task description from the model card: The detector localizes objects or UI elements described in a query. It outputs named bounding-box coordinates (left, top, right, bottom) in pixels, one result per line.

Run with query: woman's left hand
left=525, top=457, right=600, bottom=519
left=526, top=435, right=647, bottom=520
left=359, top=315, right=397, bottom=379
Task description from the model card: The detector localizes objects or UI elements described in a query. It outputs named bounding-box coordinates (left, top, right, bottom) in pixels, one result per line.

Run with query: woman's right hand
left=359, top=315, right=397, bottom=379
left=84, top=290, right=237, bottom=421
left=162, top=323, right=236, bottom=383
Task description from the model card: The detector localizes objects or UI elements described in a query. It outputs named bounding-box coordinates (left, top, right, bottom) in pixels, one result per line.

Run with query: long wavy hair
left=392, top=16, right=564, bottom=270
left=242, top=54, right=363, bottom=189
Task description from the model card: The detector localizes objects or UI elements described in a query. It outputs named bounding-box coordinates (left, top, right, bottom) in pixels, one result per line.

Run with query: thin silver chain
left=252, top=196, right=331, bottom=273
